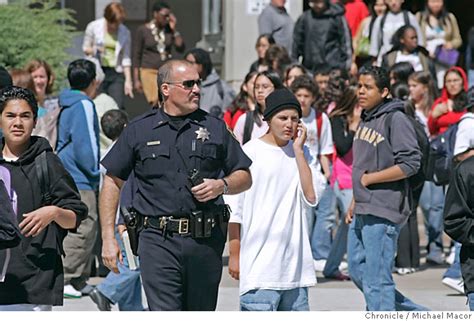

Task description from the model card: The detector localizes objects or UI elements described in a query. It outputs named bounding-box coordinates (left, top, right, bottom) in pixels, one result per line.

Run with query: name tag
left=147, top=140, right=161, bottom=146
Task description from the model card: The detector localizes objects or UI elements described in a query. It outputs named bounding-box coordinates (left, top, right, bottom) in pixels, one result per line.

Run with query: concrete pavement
left=55, top=262, right=469, bottom=311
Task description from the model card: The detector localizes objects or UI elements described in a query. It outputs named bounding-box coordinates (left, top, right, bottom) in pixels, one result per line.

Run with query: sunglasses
left=166, top=79, right=202, bottom=89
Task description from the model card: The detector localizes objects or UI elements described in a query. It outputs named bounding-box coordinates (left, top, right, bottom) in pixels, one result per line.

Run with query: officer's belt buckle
left=178, top=218, right=189, bottom=234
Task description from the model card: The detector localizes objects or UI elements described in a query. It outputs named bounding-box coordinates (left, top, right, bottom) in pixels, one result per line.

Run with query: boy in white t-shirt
left=228, top=89, right=318, bottom=311
left=290, top=75, right=336, bottom=273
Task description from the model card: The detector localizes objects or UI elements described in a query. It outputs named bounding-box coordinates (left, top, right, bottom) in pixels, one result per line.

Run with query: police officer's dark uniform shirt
left=101, top=107, right=252, bottom=218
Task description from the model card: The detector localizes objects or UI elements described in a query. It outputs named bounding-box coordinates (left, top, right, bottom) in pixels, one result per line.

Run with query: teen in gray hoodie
left=346, top=66, right=427, bottom=311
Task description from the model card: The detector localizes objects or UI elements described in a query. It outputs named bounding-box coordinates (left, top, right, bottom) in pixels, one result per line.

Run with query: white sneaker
left=313, top=259, right=327, bottom=272
left=442, top=277, right=464, bottom=294
left=396, top=268, right=412, bottom=275
left=338, top=261, right=348, bottom=271
left=64, top=284, right=82, bottom=299
left=446, top=246, right=456, bottom=265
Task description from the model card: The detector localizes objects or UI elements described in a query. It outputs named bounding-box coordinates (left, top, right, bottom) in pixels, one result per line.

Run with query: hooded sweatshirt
left=352, top=99, right=421, bottom=224
left=428, top=66, right=468, bottom=136
left=199, top=69, right=236, bottom=113
left=292, top=1, right=352, bottom=72
left=0, top=136, right=87, bottom=305
left=57, top=89, right=100, bottom=190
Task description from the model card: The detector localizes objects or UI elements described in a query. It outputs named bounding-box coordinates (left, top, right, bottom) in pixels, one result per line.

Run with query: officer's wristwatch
left=221, top=178, right=229, bottom=195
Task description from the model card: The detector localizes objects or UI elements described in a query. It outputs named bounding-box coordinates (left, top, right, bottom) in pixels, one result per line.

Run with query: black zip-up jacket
left=0, top=136, right=87, bottom=305
left=292, top=2, right=352, bottom=72
left=444, top=156, right=474, bottom=294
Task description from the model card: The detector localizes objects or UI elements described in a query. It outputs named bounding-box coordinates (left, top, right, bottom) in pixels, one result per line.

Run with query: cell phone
left=293, top=120, right=301, bottom=140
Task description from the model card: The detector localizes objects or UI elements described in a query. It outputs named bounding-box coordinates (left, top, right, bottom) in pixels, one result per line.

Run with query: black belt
left=144, top=216, right=191, bottom=234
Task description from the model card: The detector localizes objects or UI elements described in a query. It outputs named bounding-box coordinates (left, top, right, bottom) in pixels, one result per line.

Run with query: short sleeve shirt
left=101, top=108, right=252, bottom=217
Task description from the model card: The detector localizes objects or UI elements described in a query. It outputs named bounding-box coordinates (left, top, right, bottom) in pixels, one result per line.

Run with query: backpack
left=32, top=107, right=62, bottom=151
left=0, top=166, right=20, bottom=250
left=0, top=165, right=20, bottom=283
left=426, top=116, right=473, bottom=186
left=385, top=111, right=430, bottom=190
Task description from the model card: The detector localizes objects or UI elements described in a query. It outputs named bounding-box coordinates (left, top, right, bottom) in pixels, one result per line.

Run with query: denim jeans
left=469, top=70, right=474, bottom=88
left=419, top=181, right=445, bottom=257
left=347, top=214, right=428, bottom=311
left=323, top=182, right=352, bottom=277
left=468, top=292, right=474, bottom=311
left=443, top=242, right=462, bottom=279
left=311, top=183, right=336, bottom=260
left=97, top=230, right=143, bottom=311
left=240, top=288, right=309, bottom=311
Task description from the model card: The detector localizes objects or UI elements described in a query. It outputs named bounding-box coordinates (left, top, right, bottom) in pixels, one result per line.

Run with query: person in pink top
left=323, top=86, right=361, bottom=280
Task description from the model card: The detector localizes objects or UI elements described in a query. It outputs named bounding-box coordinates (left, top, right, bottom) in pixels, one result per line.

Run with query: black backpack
left=426, top=115, right=474, bottom=186
left=385, top=111, right=430, bottom=190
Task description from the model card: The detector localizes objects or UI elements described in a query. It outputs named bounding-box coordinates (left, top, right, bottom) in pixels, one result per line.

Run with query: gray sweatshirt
left=352, top=99, right=421, bottom=224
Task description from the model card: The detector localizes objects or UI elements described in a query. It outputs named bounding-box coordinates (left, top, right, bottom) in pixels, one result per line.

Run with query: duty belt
left=144, top=216, right=190, bottom=234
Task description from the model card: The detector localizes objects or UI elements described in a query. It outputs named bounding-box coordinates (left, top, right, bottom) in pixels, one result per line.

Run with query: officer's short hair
left=101, top=109, right=129, bottom=141
left=67, top=59, right=96, bottom=90
left=157, top=59, right=194, bottom=101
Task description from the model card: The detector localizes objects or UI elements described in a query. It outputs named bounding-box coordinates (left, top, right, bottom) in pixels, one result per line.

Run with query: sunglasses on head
left=166, top=79, right=202, bottom=89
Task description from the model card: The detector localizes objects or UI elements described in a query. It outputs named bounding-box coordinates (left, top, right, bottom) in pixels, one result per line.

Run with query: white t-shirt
left=301, top=109, right=333, bottom=198
left=395, top=52, right=423, bottom=71
left=369, top=11, right=423, bottom=66
left=454, top=112, right=474, bottom=156
left=228, top=138, right=318, bottom=296
left=301, top=109, right=334, bottom=165
left=233, top=113, right=269, bottom=145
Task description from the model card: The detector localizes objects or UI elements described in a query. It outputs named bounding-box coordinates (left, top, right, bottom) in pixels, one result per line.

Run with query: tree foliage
left=0, top=0, right=77, bottom=91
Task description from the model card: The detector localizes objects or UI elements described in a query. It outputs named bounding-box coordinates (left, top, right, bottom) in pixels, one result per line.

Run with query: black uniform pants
left=138, top=225, right=226, bottom=311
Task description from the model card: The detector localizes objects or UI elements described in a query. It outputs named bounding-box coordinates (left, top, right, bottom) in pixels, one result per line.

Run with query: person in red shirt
left=343, top=0, right=369, bottom=38
left=428, top=66, right=468, bottom=136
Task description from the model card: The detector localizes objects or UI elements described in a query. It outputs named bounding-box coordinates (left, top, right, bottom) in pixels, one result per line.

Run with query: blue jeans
left=468, top=292, right=474, bottom=311
left=97, top=230, right=143, bottom=311
left=240, top=288, right=309, bottom=311
left=347, top=214, right=428, bottom=311
left=419, top=182, right=445, bottom=257
left=444, top=242, right=462, bottom=279
left=469, top=70, right=474, bottom=88
left=323, top=182, right=352, bottom=277
left=311, top=184, right=336, bottom=260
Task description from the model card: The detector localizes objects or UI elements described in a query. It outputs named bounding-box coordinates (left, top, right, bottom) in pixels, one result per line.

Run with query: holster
left=189, top=205, right=231, bottom=239
left=121, top=207, right=143, bottom=256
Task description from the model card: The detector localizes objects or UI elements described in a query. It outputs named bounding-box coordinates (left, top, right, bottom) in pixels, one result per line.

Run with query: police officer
left=99, top=59, right=252, bottom=311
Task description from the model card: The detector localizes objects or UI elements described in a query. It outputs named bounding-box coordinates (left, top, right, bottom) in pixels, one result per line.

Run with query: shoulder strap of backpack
left=216, top=80, right=224, bottom=101
left=242, top=110, right=255, bottom=145
left=315, top=110, right=323, bottom=156
left=403, top=10, right=411, bottom=27
left=383, top=111, right=397, bottom=146
left=377, top=13, right=388, bottom=58
left=35, top=151, right=52, bottom=205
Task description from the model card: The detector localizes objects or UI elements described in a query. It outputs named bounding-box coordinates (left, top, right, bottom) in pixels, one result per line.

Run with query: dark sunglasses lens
left=183, top=80, right=201, bottom=88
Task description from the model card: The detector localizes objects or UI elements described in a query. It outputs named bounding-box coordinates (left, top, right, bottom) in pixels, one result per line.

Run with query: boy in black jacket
left=444, top=103, right=474, bottom=311
left=345, top=66, right=427, bottom=311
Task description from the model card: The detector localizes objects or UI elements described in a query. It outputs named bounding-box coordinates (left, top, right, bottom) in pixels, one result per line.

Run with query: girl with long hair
left=233, top=71, right=283, bottom=145
left=416, top=0, right=462, bottom=87
left=223, top=71, right=257, bottom=130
